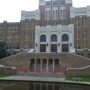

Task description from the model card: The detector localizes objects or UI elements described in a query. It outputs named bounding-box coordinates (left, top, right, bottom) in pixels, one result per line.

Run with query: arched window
left=51, top=34, right=57, bottom=42
left=40, top=35, right=46, bottom=42
left=62, top=34, right=68, bottom=41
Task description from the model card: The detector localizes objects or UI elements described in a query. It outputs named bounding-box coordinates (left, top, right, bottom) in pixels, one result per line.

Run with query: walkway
left=0, top=76, right=65, bottom=82
left=0, top=72, right=90, bottom=85
left=14, top=72, right=66, bottom=78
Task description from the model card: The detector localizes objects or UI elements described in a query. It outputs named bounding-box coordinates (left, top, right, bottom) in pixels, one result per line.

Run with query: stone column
left=53, top=60, right=55, bottom=73
left=46, top=32, right=50, bottom=53
left=41, top=60, right=42, bottom=72
left=57, top=32, right=61, bottom=53
left=59, top=60, right=61, bottom=73
left=57, top=25, right=62, bottom=53
left=34, top=59, right=36, bottom=72
left=47, top=60, right=48, bottom=72
left=46, top=26, right=50, bottom=53
left=29, top=60, right=30, bottom=72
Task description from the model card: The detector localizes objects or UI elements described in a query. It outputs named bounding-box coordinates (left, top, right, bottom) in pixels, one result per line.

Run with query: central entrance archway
left=48, top=59, right=53, bottom=72
left=30, top=59, right=35, bottom=72
left=36, top=59, right=41, bottom=72
left=55, top=59, right=59, bottom=73
left=42, top=59, right=47, bottom=72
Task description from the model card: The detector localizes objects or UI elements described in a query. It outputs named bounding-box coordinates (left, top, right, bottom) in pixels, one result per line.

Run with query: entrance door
left=62, top=44, right=68, bottom=52
left=40, top=44, right=46, bottom=52
left=51, top=44, right=57, bottom=52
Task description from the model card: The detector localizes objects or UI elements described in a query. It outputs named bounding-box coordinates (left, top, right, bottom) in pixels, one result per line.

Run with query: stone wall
left=0, top=67, right=17, bottom=74
left=0, top=52, right=90, bottom=73
left=66, top=65, right=90, bottom=76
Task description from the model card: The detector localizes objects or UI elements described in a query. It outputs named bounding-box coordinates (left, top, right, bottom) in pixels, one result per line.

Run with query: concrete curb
left=0, top=76, right=90, bottom=86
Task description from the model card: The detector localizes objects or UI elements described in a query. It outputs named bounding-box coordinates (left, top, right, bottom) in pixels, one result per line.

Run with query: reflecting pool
left=0, top=81, right=90, bottom=90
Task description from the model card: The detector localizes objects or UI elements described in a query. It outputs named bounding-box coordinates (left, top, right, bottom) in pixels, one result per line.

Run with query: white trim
left=67, top=65, right=90, bottom=71
left=70, top=53, right=90, bottom=61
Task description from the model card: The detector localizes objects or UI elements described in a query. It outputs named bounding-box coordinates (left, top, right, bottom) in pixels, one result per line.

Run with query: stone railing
left=0, top=66, right=17, bottom=74
left=66, top=65, right=90, bottom=76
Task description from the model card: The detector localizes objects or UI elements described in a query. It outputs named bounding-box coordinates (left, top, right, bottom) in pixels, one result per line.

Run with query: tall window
left=24, top=45, right=28, bottom=49
left=53, top=10, right=55, bottom=19
left=63, top=10, right=66, bottom=18
left=75, top=43, right=80, bottom=49
left=75, top=17, right=80, bottom=26
left=75, top=31, right=80, bottom=39
left=46, top=21, right=50, bottom=25
left=49, top=11, right=51, bottom=19
left=52, top=10, right=58, bottom=20
left=62, top=34, right=68, bottom=41
left=52, top=0, right=58, bottom=6
left=82, top=31, right=87, bottom=39
left=60, top=10, right=62, bottom=19
left=33, top=33, right=35, bottom=39
left=82, top=17, right=87, bottom=26
left=13, top=45, right=19, bottom=49
left=60, top=9, right=66, bottom=19
left=46, top=11, right=48, bottom=19
left=0, top=36, right=3, bottom=40
left=56, top=10, right=58, bottom=19
left=60, top=0, right=65, bottom=5
left=0, top=26, right=3, bottom=31
left=25, top=33, right=29, bottom=41
left=17, top=26, right=20, bottom=31
left=51, top=34, right=57, bottom=42
left=31, top=20, right=35, bottom=28
left=40, top=35, right=46, bottom=42
left=82, top=43, right=87, bottom=48
left=25, top=20, right=29, bottom=28
left=6, top=44, right=12, bottom=49
left=30, top=44, right=33, bottom=48
left=30, top=33, right=34, bottom=40
left=45, top=11, right=51, bottom=20
left=46, top=1, right=51, bottom=6
left=6, top=36, right=12, bottom=42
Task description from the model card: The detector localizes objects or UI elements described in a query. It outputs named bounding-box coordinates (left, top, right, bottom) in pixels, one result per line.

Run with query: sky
left=0, top=0, right=90, bottom=22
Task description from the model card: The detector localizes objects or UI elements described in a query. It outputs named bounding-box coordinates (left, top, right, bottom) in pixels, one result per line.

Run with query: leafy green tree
left=0, top=42, right=7, bottom=59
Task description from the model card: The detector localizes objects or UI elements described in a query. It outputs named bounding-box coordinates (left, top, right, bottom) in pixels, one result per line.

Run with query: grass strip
left=0, top=74, right=12, bottom=78
left=65, top=76, right=90, bottom=82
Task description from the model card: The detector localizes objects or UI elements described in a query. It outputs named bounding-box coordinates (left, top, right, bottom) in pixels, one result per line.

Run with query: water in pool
left=0, top=81, right=90, bottom=90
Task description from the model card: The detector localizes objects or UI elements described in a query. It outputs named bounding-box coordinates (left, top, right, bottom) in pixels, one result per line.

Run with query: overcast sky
left=0, top=0, right=90, bottom=22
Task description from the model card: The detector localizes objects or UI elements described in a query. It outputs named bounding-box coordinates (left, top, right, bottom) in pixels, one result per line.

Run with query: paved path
left=0, top=76, right=65, bottom=82
left=0, top=72, right=65, bottom=82
left=0, top=76, right=90, bottom=85
left=0, top=72, right=90, bottom=85
left=14, top=72, right=66, bottom=78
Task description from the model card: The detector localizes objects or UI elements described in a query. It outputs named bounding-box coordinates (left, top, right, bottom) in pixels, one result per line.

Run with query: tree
left=0, top=42, right=7, bottom=59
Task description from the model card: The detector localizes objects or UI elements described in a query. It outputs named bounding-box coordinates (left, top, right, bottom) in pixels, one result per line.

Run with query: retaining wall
left=67, top=65, right=90, bottom=76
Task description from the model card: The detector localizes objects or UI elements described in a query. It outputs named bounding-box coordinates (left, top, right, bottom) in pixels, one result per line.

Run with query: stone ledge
left=0, top=76, right=90, bottom=86
left=0, top=67, right=17, bottom=74
left=66, top=65, right=90, bottom=76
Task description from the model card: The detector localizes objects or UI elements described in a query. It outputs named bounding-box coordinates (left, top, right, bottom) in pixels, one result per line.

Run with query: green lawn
left=0, top=74, right=12, bottom=78
left=65, top=76, right=90, bottom=82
